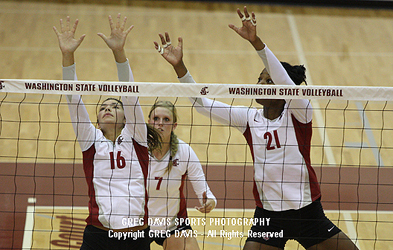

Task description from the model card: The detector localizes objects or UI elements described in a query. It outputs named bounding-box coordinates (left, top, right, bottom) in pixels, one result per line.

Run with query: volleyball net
left=1, top=79, right=393, bottom=249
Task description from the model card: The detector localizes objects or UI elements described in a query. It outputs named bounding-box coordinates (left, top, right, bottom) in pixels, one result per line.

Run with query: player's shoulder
left=176, top=139, right=191, bottom=151
left=92, top=127, right=105, bottom=139
left=176, top=139, right=197, bottom=155
left=246, top=107, right=264, bottom=123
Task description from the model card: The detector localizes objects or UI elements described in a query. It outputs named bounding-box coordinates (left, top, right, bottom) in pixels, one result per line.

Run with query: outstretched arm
left=185, top=145, right=217, bottom=213
left=99, top=14, right=146, bottom=145
left=155, top=32, right=250, bottom=131
left=98, top=13, right=134, bottom=82
left=54, top=17, right=94, bottom=151
left=230, top=7, right=312, bottom=123
left=228, top=6, right=264, bottom=51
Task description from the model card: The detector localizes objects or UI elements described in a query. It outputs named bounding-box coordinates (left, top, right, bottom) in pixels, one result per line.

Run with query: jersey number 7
left=155, top=177, right=163, bottom=190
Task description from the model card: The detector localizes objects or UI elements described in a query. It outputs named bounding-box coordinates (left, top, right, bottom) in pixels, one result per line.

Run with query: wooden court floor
left=1, top=0, right=393, bottom=249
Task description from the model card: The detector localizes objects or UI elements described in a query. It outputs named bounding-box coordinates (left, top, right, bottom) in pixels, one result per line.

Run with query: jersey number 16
left=109, top=151, right=126, bottom=169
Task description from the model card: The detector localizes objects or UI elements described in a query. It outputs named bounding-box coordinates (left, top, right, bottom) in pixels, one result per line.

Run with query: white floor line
left=21, top=205, right=35, bottom=250
left=286, top=11, right=337, bottom=167
left=343, top=211, right=362, bottom=250
left=355, top=101, right=384, bottom=167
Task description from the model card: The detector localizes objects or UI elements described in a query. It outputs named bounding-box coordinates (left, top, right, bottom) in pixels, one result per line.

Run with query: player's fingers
left=154, top=42, right=164, bottom=55
left=244, top=6, right=250, bottom=18
left=116, top=13, right=121, bottom=28
left=71, top=19, right=79, bottom=33
left=228, top=24, right=240, bottom=33
left=159, top=33, right=166, bottom=45
left=195, top=206, right=206, bottom=213
left=59, top=19, right=64, bottom=33
left=251, top=12, right=257, bottom=26
left=200, top=204, right=212, bottom=213
left=236, top=8, right=243, bottom=19
left=53, top=26, right=59, bottom=36
left=120, top=16, right=127, bottom=30
left=178, top=37, right=183, bottom=49
left=108, top=15, right=114, bottom=30
left=97, top=33, right=107, bottom=41
left=125, top=25, right=134, bottom=35
left=78, top=34, right=86, bottom=43
left=165, top=32, right=171, bottom=44
left=66, top=16, right=71, bottom=31
left=252, top=12, right=256, bottom=20
left=202, top=191, right=207, bottom=204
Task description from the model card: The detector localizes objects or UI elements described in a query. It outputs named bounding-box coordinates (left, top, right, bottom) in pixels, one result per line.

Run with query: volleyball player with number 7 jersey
left=146, top=100, right=217, bottom=250
left=154, top=6, right=358, bottom=250
left=54, top=14, right=161, bottom=249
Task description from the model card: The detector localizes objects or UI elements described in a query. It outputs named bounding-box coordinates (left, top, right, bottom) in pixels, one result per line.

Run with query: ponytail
left=165, top=131, right=179, bottom=174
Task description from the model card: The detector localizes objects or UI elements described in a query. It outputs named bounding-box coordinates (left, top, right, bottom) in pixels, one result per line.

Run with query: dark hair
left=280, top=62, right=307, bottom=85
left=101, top=97, right=124, bottom=109
left=146, top=124, right=162, bottom=151
left=99, top=97, right=162, bottom=150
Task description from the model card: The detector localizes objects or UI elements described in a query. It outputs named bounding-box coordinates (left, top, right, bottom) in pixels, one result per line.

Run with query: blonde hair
left=148, top=101, right=179, bottom=173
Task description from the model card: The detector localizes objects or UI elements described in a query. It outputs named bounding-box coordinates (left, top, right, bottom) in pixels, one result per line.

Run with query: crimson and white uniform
left=64, top=61, right=149, bottom=229
left=148, top=139, right=216, bottom=231
left=181, top=45, right=321, bottom=211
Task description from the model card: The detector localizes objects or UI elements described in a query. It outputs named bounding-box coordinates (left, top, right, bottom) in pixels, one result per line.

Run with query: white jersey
left=64, top=61, right=149, bottom=229
left=147, top=139, right=216, bottom=231
left=181, top=45, right=321, bottom=212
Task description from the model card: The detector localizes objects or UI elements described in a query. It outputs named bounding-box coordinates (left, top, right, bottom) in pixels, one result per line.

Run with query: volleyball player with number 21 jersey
left=154, top=6, right=358, bottom=250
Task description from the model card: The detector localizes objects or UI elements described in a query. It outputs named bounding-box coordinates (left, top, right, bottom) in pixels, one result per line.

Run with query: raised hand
left=154, top=32, right=187, bottom=77
left=98, top=13, right=133, bottom=52
left=98, top=13, right=133, bottom=63
left=228, top=6, right=264, bottom=50
left=53, top=16, right=86, bottom=55
left=154, top=32, right=184, bottom=67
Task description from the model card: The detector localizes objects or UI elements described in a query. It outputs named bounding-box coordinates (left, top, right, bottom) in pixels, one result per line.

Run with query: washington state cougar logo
left=172, top=158, right=179, bottom=167
left=0, top=81, right=4, bottom=90
left=200, top=87, right=209, bottom=95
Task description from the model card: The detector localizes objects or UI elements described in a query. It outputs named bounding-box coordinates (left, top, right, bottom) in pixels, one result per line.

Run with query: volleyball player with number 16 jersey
left=54, top=14, right=161, bottom=250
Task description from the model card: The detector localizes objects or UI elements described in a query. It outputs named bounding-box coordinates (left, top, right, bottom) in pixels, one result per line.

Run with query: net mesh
left=1, top=79, right=393, bottom=249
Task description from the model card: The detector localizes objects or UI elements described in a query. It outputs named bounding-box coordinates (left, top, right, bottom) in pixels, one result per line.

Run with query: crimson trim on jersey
left=243, top=125, right=264, bottom=208
left=291, top=115, right=321, bottom=201
left=83, top=145, right=102, bottom=227
left=132, top=139, right=150, bottom=223
left=177, top=173, right=188, bottom=220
